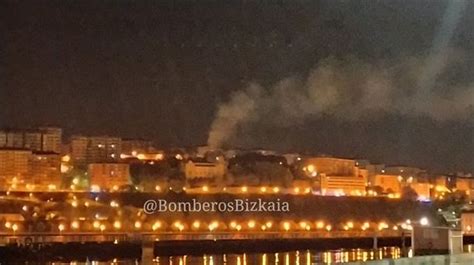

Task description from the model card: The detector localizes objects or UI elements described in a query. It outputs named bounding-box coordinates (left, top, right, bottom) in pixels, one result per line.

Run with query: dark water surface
left=1, top=246, right=403, bottom=264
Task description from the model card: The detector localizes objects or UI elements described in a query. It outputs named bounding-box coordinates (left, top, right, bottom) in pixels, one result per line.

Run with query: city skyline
left=2, top=0, right=473, bottom=173
left=1, top=1, right=474, bottom=262
left=0, top=123, right=471, bottom=175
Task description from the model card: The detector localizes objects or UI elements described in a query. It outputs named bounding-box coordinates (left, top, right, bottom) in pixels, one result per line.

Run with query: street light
left=152, top=221, right=161, bottom=231
left=209, top=221, right=219, bottom=231
left=419, top=217, right=429, bottom=226
left=248, top=220, right=256, bottom=229
left=113, top=221, right=121, bottom=230
left=346, top=221, right=354, bottom=229
left=299, top=221, right=307, bottom=230
left=316, top=221, right=325, bottom=229
left=134, top=221, right=142, bottom=229
left=265, top=221, right=273, bottom=229
left=71, top=221, right=79, bottom=230
left=58, top=224, right=65, bottom=233
left=378, top=222, right=389, bottom=231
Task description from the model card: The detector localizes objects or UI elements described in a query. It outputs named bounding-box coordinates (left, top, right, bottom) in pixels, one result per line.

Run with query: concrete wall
left=344, top=253, right=474, bottom=265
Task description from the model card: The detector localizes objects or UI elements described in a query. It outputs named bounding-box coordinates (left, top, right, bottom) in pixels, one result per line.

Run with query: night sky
left=1, top=0, right=473, bottom=173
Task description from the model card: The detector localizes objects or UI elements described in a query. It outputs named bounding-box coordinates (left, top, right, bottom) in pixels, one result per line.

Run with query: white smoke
left=417, top=0, right=467, bottom=93
left=207, top=83, right=262, bottom=148
left=207, top=55, right=474, bottom=148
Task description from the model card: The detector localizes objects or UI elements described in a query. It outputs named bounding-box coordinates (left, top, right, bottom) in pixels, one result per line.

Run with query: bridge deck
left=0, top=230, right=405, bottom=245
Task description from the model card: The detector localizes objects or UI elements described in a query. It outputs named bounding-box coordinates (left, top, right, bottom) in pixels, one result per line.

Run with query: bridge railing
left=0, top=230, right=403, bottom=244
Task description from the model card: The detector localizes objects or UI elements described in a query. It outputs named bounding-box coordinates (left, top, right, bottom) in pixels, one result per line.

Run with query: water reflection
left=157, top=247, right=400, bottom=265
left=35, top=245, right=474, bottom=264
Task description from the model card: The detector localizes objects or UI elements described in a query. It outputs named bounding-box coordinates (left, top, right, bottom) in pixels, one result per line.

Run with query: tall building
left=30, top=151, right=61, bottom=190
left=39, top=127, right=62, bottom=153
left=0, top=127, right=62, bottom=153
left=0, top=131, right=6, bottom=147
left=0, top=148, right=32, bottom=190
left=24, top=130, right=43, bottom=151
left=70, top=135, right=122, bottom=166
left=88, top=163, right=131, bottom=190
left=70, top=136, right=88, bottom=165
left=5, top=131, right=24, bottom=148
left=87, top=136, right=121, bottom=162
left=121, top=138, right=153, bottom=155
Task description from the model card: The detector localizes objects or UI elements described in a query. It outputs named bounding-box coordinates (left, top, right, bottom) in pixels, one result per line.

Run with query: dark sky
left=1, top=0, right=473, bottom=173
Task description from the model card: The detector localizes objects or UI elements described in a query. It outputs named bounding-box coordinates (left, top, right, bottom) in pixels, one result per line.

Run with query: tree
left=372, top=185, right=384, bottom=195
left=401, top=186, right=418, bottom=201
left=62, top=167, right=88, bottom=189
left=446, top=190, right=468, bottom=202
left=130, top=159, right=179, bottom=192
left=168, top=169, right=186, bottom=192
left=254, top=161, right=293, bottom=187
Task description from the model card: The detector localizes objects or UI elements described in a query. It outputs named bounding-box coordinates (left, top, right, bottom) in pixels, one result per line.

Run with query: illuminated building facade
left=70, top=136, right=88, bottom=165
left=183, top=159, right=227, bottom=180
left=71, top=136, right=122, bottom=166
left=432, top=175, right=451, bottom=189
left=0, top=127, right=62, bottom=153
left=303, top=157, right=367, bottom=195
left=410, top=183, right=431, bottom=200
left=461, top=211, right=474, bottom=235
left=0, top=130, right=25, bottom=148
left=0, top=148, right=32, bottom=189
left=30, top=151, right=61, bottom=190
left=39, top=127, right=63, bottom=153
left=24, top=131, right=43, bottom=151
left=88, top=163, right=131, bottom=190
left=455, top=177, right=474, bottom=198
left=320, top=174, right=367, bottom=196
left=0, top=131, right=5, bottom=147
left=373, top=174, right=402, bottom=194
left=304, top=157, right=356, bottom=176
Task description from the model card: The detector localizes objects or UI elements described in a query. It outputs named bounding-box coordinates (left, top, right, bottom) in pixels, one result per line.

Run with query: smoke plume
left=207, top=55, right=474, bottom=149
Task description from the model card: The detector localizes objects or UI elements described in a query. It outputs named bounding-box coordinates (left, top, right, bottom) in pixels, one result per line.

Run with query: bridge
left=0, top=230, right=408, bottom=264
left=0, top=230, right=404, bottom=245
